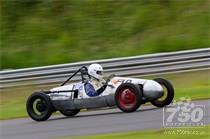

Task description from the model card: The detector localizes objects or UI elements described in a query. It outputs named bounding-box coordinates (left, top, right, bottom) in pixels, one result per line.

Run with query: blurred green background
left=1, top=0, right=209, bottom=69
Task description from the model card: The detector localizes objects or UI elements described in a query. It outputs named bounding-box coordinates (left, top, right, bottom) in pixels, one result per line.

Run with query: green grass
left=58, top=125, right=210, bottom=139
left=1, top=0, right=209, bottom=69
left=0, top=69, right=209, bottom=120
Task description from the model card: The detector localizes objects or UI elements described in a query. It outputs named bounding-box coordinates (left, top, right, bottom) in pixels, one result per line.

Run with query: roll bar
left=60, top=66, right=90, bottom=86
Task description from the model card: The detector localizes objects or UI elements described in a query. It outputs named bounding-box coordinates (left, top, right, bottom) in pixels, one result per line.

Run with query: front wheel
left=150, top=78, right=174, bottom=107
left=59, top=109, right=80, bottom=117
left=115, top=83, right=142, bottom=112
left=26, top=92, right=53, bottom=121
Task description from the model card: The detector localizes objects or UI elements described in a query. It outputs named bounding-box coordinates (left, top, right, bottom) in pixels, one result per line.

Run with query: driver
left=85, top=63, right=107, bottom=97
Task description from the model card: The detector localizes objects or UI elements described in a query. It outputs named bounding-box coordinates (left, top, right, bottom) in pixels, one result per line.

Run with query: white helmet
left=88, top=63, right=104, bottom=80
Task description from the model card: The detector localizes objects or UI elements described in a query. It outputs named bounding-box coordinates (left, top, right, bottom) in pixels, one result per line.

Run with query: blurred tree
left=0, top=0, right=209, bottom=69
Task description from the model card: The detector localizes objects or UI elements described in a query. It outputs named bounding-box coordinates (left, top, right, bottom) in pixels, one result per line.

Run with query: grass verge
left=59, top=125, right=210, bottom=139
left=0, top=69, right=209, bottom=120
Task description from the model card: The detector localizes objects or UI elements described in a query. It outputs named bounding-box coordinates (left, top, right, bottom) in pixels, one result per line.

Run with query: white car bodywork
left=49, top=76, right=163, bottom=100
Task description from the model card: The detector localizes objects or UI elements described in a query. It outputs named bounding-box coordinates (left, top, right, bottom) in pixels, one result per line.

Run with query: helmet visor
left=96, top=71, right=103, bottom=75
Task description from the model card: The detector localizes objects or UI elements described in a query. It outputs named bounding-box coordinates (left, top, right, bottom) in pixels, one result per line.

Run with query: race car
left=26, top=66, right=174, bottom=121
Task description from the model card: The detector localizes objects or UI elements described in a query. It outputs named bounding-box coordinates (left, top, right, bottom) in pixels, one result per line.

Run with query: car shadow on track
left=46, top=106, right=163, bottom=122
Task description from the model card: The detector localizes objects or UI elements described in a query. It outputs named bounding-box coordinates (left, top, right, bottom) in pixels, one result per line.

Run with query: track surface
left=1, top=100, right=209, bottom=139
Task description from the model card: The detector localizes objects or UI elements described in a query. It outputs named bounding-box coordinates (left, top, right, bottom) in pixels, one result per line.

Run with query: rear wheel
left=150, top=78, right=174, bottom=107
left=26, top=92, right=53, bottom=121
left=59, top=109, right=80, bottom=117
left=115, top=83, right=142, bottom=112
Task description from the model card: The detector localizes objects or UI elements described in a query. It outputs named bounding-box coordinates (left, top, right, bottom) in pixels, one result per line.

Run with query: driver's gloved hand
left=96, top=84, right=107, bottom=95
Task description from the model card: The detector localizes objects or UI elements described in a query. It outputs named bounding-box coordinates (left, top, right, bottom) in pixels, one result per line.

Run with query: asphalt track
left=1, top=100, right=209, bottom=139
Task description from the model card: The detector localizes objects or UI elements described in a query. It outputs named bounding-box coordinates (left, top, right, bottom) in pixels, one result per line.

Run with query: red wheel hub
left=118, top=87, right=137, bottom=109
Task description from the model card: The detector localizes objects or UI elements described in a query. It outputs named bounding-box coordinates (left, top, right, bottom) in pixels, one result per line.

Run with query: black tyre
left=59, top=109, right=80, bottom=117
left=150, top=78, right=174, bottom=107
left=115, top=83, right=142, bottom=112
left=26, top=92, right=53, bottom=121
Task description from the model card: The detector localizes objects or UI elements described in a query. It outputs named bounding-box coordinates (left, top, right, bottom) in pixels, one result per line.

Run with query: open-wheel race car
left=26, top=65, right=174, bottom=121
